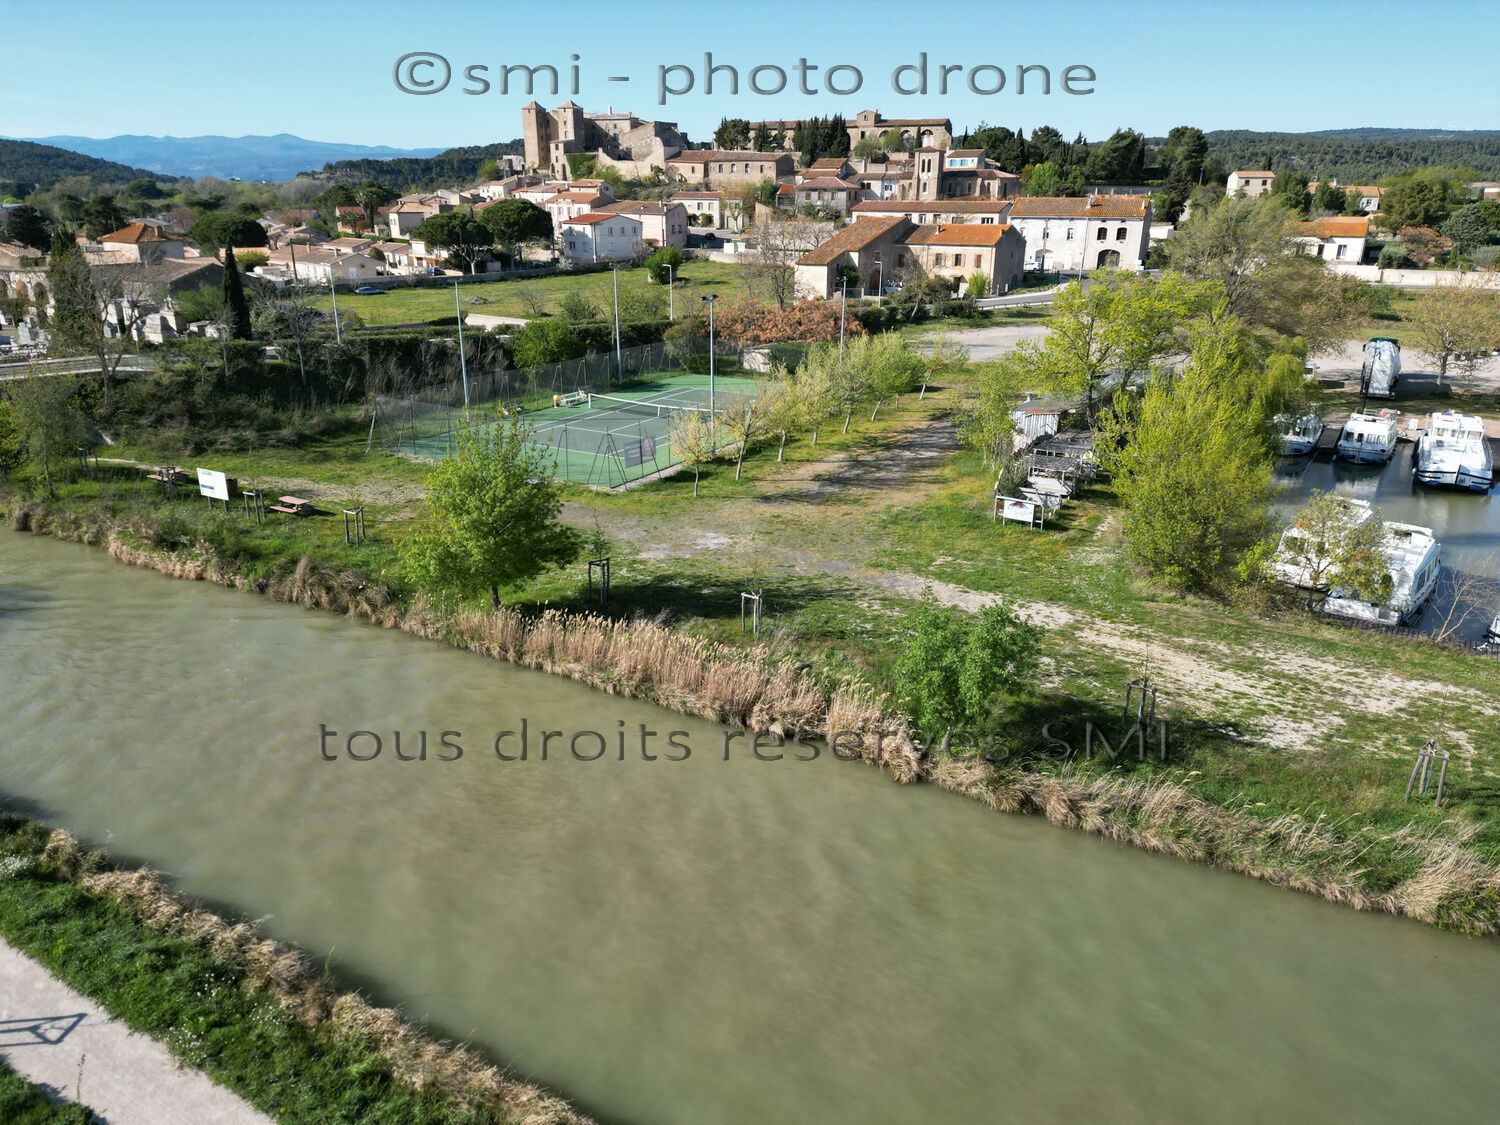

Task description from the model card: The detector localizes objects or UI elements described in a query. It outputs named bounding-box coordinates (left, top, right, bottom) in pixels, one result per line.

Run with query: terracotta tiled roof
left=1231, top=170, right=1274, bottom=178
left=671, top=191, right=722, bottom=200
left=562, top=212, right=639, bottom=227
left=545, top=192, right=607, bottom=205
left=851, top=200, right=1013, bottom=216
left=1009, top=195, right=1150, bottom=219
left=947, top=148, right=985, bottom=158
left=597, top=200, right=684, bottom=216
left=810, top=158, right=848, bottom=169
left=797, top=177, right=860, bottom=191
left=904, top=223, right=1014, bottom=247
left=100, top=222, right=172, bottom=244
left=796, top=216, right=909, bottom=267
left=876, top=118, right=951, bottom=127
left=1298, top=217, right=1371, bottom=238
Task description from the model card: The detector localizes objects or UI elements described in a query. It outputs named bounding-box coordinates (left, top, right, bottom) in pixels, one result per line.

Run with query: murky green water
left=1275, top=441, right=1500, bottom=643
left=4, top=530, right=1500, bottom=1124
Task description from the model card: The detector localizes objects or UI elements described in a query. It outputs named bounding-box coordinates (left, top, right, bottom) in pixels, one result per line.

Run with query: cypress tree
left=222, top=245, right=252, bottom=340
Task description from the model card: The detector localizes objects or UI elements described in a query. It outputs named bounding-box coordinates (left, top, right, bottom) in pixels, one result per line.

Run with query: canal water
left=1274, top=439, right=1500, bottom=644
left=4, top=530, right=1500, bottom=1124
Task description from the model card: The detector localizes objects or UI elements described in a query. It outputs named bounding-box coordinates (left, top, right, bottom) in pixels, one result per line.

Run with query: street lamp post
left=329, top=276, right=342, bottom=345
left=702, top=294, right=717, bottom=452
left=839, top=277, right=849, bottom=355
left=612, top=265, right=623, bottom=385
left=874, top=260, right=884, bottom=307
left=454, top=280, right=470, bottom=414
left=665, top=262, right=675, bottom=321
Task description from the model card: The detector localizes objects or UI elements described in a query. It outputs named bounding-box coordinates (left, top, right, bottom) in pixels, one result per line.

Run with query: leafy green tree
left=853, top=136, right=882, bottom=159
left=1342, top=188, right=1366, bottom=216
left=666, top=407, right=718, bottom=496
left=124, top=177, right=166, bottom=201
left=1, top=376, right=88, bottom=497
left=3, top=204, right=51, bottom=251
left=478, top=198, right=551, bottom=266
left=1084, top=129, right=1146, bottom=183
left=221, top=246, right=252, bottom=340
left=1404, top=281, right=1500, bottom=386
left=1022, top=161, right=1066, bottom=196
left=475, top=158, right=502, bottom=183
left=714, top=118, right=752, bottom=150
left=1440, top=203, right=1492, bottom=257
left=892, top=599, right=1042, bottom=739
left=1313, top=181, right=1347, bottom=214
left=510, top=319, right=586, bottom=367
left=353, top=182, right=399, bottom=226
left=411, top=211, right=493, bottom=273
left=643, top=245, right=685, bottom=285
left=1165, top=194, right=1353, bottom=351
left=1269, top=170, right=1312, bottom=217
left=189, top=212, right=267, bottom=251
left=402, top=418, right=581, bottom=609
left=81, top=195, right=126, bottom=239
left=1268, top=490, right=1391, bottom=608
left=1378, top=177, right=1452, bottom=231
left=1157, top=126, right=1207, bottom=183
left=1099, top=320, right=1278, bottom=590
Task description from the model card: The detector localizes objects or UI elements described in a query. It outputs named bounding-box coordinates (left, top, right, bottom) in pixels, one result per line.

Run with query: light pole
left=612, top=265, right=623, bottom=386
left=702, top=294, right=717, bottom=452
left=454, top=279, right=470, bottom=414
left=328, top=275, right=342, bottom=345
left=839, top=277, right=848, bottom=355
left=665, top=261, right=675, bottom=320
left=874, top=259, right=884, bottom=307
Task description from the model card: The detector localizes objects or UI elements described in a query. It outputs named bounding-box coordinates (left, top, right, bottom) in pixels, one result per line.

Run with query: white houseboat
left=1272, top=499, right=1441, bottom=626
left=1275, top=412, right=1323, bottom=457
left=1334, top=409, right=1400, bottom=464
left=1359, top=337, right=1401, bottom=399
left=1414, top=411, right=1494, bottom=492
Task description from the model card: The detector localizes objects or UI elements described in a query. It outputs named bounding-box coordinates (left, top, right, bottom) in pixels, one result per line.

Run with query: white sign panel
left=999, top=496, right=1039, bottom=525
left=197, top=468, right=230, bottom=501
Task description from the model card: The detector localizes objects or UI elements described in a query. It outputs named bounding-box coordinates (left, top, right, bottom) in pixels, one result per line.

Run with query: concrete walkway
left=0, top=939, right=271, bottom=1124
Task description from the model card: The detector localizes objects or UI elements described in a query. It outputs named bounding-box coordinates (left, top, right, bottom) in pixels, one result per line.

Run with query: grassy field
left=312, top=261, right=750, bottom=326
left=10, top=332, right=1500, bottom=919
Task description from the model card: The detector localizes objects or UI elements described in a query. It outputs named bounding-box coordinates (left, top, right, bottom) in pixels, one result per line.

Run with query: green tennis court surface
left=383, top=372, right=759, bottom=487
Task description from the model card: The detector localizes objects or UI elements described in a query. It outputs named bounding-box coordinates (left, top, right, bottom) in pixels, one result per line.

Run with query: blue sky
left=6, top=0, right=1497, bottom=148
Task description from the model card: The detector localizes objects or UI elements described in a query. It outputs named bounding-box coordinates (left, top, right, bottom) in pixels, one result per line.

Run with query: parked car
left=354, top=286, right=385, bottom=295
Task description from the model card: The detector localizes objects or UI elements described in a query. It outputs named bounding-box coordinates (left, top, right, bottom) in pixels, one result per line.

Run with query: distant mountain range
left=16, top=133, right=447, bottom=181
left=0, top=138, right=173, bottom=193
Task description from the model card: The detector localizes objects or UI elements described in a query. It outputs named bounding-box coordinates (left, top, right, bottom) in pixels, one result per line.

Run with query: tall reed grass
left=11, top=500, right=1500, bottom=944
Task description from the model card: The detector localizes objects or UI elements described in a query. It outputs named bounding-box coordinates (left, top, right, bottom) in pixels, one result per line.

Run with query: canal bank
left=5, top=526, right=1500, bottom=1123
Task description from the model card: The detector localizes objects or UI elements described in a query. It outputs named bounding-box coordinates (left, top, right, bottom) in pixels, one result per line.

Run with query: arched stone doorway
left=1096, top=249, right=1121, bottom=268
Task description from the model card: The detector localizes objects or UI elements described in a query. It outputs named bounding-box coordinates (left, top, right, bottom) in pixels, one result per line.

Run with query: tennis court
left=382, top=370, right=759, bottom=487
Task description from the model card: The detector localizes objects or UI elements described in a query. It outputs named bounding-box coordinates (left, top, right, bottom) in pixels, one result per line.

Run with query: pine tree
left=221, top=245, right=252, bottom=340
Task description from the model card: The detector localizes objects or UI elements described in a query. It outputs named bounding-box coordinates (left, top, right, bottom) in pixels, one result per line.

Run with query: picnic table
left=144, top=466, right=193, bottom=485
left=268, top=495, right=318, bottom=516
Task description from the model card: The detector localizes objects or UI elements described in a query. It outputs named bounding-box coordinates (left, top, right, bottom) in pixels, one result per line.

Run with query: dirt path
left=0, top=939, right=271, bottom=1124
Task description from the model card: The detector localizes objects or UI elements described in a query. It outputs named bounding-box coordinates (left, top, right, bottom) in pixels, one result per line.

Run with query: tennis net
left=587, top=392, right=717, bottom=419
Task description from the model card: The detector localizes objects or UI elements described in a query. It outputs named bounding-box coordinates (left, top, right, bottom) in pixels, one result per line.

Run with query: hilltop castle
left=521, top=102, right=688, bottom=179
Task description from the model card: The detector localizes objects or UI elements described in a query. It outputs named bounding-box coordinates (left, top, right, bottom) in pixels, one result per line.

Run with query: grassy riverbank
left=0, top=816, right=589, bottom=1125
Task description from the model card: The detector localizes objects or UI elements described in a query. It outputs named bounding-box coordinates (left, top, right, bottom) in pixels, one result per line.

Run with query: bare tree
left=1404, top=279, right=1500, bottom=389
left=47, top=261, right=156, bottom=413
left=742, top=218, right=827, bottom=310
left=514, top=286, right=548, bottom=318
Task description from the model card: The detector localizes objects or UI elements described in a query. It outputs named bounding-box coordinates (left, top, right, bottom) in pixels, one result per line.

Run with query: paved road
left=0, top=939, right=271, bottom=1123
